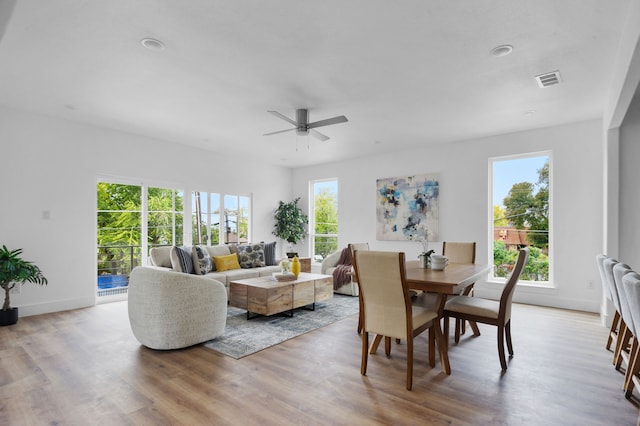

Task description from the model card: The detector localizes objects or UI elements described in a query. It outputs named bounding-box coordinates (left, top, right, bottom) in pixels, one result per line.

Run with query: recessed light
left=490, top=44, right=513, bottom=57
left=141, top=38, right=165, bottom=51
left=524, top=110, right=536, bottom=116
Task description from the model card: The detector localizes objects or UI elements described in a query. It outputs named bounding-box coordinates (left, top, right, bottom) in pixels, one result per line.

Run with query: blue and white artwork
left=376, top=173, right=439, bottom=241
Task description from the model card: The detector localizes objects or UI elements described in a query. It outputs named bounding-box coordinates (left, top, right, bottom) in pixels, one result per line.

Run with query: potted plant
left=273, top=197, right=308, bottom=258
left=0, top=245, right=48, bottom=326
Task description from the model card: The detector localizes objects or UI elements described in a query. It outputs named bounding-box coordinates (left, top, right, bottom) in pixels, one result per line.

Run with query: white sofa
left=128, top=266, right=227, bottom=350
left=148, top=244, right=281, bottom=297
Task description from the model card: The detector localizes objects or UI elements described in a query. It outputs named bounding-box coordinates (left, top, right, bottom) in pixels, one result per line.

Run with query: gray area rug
left=203, top=294, right=359, bottom=359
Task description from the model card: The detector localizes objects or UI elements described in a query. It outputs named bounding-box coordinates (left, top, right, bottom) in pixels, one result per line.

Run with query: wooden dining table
left=405, top=260, right=492, bottom=295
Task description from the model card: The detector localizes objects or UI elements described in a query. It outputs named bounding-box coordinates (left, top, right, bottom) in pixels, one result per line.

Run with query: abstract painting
left=376, top=173, right=439, bottom=241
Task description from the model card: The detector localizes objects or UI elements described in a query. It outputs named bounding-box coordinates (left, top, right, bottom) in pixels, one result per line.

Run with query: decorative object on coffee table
left=0, top=245, right=48, bottom=326
left=291, top=256, right=301, bottom=278
left=273, top=197, right=308, bottom=257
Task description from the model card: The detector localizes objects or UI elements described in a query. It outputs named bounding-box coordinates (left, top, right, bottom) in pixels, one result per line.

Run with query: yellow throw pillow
left=213, top=253, right=241, bottom=272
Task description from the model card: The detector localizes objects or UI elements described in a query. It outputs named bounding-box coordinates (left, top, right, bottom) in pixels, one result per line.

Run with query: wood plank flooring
left=1, top=301, right=639, bottom=425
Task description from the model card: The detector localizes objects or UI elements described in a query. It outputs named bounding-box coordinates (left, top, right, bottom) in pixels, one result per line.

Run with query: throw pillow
left=263, top=241, right=277, bottom=266
left=236, top=243, right=266, bottom=268
left=213, top=253, right=241, bottom=272
left=191, top=245, right=213, bottom=275
left=205, top=245, right=232, bottom=271
left=170, top=246, right=195, bottom=274
left=149, top=246, right=172, bottom=268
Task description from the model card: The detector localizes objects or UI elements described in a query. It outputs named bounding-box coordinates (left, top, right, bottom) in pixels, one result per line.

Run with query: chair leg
left=498, top=325, right=507, bottom=370
left=616, top=324, right=633, bottom=370
left=443, top=315, right=450, bottom=351
left=505, top=321, right=514, bottom=356
left=607, top=310, right=620, bottom=351
left=406, top=337, right=414, bottom=390
left=357, top=294, right=363, bottom=334
left=428, top=328, right=436, bottom=367
left=385, top=336, right=391, bottom=356
left=361, top=331, right=369, bottom=375
left=370, top=334, right=383, bottom=354
left=625, top=337, right=640, bottom=396
left=454, top=318, right=461, bottom=343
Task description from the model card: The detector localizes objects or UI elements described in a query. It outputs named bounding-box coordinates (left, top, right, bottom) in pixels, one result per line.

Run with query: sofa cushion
left=263, top=241, right=277, bottom=266
left=149, top=246, right=172, bottom=268
left=170, top=246, right=195, bottom=274
left=213, top=253, right=241, bottom=272
left=236, top=243, right=266, bottom=268
left=205, top=245, right=231, bottom=271
left=192, top=245, right=213, bottom=275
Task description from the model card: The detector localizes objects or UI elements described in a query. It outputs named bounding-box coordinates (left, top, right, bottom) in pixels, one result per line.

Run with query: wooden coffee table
left=229, top=272, right=333, bottom=319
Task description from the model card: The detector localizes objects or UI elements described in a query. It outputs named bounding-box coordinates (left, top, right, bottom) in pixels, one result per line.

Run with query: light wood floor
left=1, top=301, right=638, bottom=425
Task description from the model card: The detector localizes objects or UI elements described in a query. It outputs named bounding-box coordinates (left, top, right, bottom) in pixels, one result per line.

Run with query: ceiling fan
left=263, top=109, right=348, bottom=142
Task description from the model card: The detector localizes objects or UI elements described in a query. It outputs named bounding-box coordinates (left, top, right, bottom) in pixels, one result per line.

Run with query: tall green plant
left=0, top=245, right=48, bottom=311
left=273, top=198, right=308, bottom=245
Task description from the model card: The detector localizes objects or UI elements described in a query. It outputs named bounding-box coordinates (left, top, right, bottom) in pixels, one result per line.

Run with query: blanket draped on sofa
left=332, top=247, right=353, bottom=290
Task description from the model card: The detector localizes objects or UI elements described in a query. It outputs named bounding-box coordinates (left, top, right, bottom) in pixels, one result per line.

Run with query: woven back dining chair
left=353, top=250, right=450, bottom=390
left=442, top=241, right=477, bottom=340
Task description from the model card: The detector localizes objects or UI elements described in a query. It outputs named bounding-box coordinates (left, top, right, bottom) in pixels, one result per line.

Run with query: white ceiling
left=0, top=0, right=632, bottom=167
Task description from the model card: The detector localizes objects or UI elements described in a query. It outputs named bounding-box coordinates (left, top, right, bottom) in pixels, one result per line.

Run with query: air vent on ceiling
left=535, top=71, right=562, bottom=88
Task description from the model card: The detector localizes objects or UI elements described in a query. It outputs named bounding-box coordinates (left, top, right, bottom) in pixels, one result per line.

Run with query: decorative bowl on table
left=273, top=272, right=296, bottom=282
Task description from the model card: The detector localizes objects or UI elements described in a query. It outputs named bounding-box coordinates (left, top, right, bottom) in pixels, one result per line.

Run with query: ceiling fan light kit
left=264, top=109, right=348, bottom=142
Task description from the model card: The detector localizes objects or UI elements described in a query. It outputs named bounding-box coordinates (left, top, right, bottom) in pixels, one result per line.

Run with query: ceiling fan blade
left=263, top=128, right=296, bottom=136
left=267, top=110, right=297, bottom=126
left=310, top=129, right=330, bottom=142
left=307, top=115, right=348, bottom=129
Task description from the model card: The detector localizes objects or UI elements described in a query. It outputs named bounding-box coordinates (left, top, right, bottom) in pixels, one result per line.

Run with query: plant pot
left=0, top=307, right=18, bottom=326
left=286, top=252, right=298, bottom=258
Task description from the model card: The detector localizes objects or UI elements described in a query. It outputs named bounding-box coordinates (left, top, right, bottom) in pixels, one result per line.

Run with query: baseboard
left=17, top=296, right=96, bottom=317
left=475, top=285, right=600, bottom=313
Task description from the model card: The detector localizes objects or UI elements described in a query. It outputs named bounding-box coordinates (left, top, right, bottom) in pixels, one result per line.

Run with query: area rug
left=203, top=294, right=359, bottom=359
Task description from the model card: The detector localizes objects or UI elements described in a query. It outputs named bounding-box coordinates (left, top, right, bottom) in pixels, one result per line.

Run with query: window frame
left=488, top=151, right=553, bottom=287
left=309, top=178, right=339, bottom=264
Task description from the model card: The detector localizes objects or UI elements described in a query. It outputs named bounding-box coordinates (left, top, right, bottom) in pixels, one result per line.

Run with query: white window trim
left=487, top=151, right=553, bottom=287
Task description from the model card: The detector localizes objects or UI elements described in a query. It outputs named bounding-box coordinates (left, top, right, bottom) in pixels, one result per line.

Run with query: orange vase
left=291, top=256, right=301, bottom=278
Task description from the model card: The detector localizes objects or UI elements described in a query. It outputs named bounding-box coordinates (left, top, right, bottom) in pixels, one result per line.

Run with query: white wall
left=620, top=92, right=640, bottom=267
left=0, top=107, right=292, bottom=316
left=293, top=119, right=604, bottom=312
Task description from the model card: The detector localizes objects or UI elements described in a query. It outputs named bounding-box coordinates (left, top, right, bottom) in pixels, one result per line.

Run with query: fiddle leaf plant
left=273, top=197, right=308, bottom=245
left=0, top=245, right=48, bottom=311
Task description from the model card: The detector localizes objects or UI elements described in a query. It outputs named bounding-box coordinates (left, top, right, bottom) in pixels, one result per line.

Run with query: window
left=148, top=186, right=184, bottom=249
left=310, top=179, right=339, bottom=262
left=191, top=192, right=250, bottom=245
left=97, top=181, right=184, bottom=297
left=490, top=153, right=551, bottom=284
left=192, top=192, right=220, bottom=245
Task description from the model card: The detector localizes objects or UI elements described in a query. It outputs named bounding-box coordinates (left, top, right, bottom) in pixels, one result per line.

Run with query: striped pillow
left=170, top=246, right=194, bottom=274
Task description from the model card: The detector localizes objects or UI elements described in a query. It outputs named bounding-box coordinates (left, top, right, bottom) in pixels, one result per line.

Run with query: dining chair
left=443, top=247, right=529, bottom=371
left=349, top=242, right=369, bottom=334
left=603, top=257, right=629, bottom=367
left=597, top=254, right=621, bottom=351
left=442, top=241, right=477, bottom=340
left=613, top=262, right=635, bottom=372
left=622, top=272, right=640, bottom=398
left=353, top=250, right=450, bottom=390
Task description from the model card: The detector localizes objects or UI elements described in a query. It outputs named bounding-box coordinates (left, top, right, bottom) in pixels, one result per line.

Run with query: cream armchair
left=321, top=243, right=369, bottom=296
left=128, top=267, right=227, bottom=350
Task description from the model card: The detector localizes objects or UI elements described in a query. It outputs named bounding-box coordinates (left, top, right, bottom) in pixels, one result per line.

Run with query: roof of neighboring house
left=494, top=227, right=529, bottom=246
